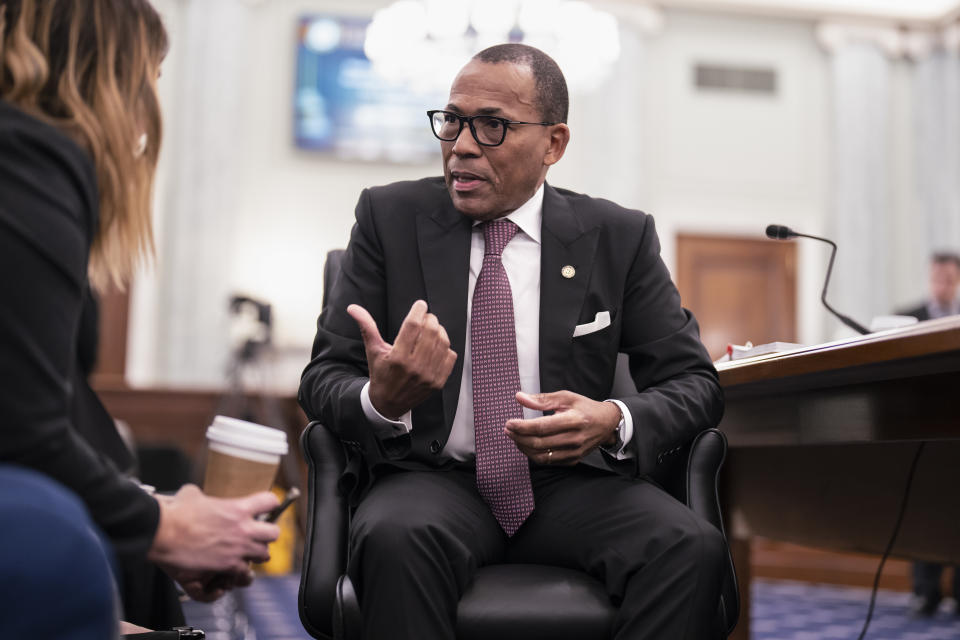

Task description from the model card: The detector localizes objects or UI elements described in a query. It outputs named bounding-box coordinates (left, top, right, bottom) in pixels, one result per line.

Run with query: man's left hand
left=505, top=391, right=622, bottom=466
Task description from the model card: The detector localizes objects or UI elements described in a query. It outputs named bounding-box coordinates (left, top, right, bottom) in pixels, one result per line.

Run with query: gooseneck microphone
left=765, top=224, right=870, bottom=335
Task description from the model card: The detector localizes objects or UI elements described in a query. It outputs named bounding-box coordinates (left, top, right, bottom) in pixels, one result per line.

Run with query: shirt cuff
left=601, top=399, right=634, bottom=460
left=360, top=381, right=412, bottom=439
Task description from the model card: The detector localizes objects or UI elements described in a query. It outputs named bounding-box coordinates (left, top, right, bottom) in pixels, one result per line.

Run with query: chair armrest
left=299, top=421, right=351, bottom=640
left=333, top=574, right=362, bottom=640
left=686, top=428, right=739, bottom=638
left=686, top=429, right=727, bottom=536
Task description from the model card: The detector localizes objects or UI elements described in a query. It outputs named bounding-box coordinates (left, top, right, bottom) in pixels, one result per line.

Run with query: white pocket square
left=572, top=311, right=611, bottom=338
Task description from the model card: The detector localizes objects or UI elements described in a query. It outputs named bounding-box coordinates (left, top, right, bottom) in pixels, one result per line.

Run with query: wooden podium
left=716, top=316, right=960, bottom=639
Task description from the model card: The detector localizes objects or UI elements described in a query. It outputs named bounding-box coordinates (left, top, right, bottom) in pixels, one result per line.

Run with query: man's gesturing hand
left=505, top=391, right=622, bottom=465
left=348, top=300, right=458, bottom=419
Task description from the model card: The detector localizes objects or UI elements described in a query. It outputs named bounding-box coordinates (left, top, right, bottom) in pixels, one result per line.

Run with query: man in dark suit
left=898, top=251, right=960, bottom=616
left=300, top=44, right=725, bottom=640
left=899, top=252, right=960, bottom=322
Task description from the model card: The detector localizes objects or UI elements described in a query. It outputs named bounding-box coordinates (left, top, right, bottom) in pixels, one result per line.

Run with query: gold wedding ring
left=547, top=449, right=553, bottom=463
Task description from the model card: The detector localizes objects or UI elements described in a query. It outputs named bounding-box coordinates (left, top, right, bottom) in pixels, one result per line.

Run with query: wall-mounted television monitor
left=294, top=15, right=445, bottom=163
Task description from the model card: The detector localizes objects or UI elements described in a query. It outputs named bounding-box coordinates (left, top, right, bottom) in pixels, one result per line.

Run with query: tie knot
left=482, top=219, right=518, bottom=257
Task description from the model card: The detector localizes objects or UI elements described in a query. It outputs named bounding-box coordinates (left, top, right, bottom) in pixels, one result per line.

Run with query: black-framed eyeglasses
left=427, top=109, right=558, bottom=147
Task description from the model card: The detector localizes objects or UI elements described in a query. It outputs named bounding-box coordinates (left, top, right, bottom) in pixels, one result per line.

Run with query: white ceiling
left=653, top=0, right=960, bottom=23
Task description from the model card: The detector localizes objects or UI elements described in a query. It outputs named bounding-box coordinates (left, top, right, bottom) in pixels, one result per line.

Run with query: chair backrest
left=323, top=249, right=345, bottom=310
left=298, top=249, right=351, bottom=639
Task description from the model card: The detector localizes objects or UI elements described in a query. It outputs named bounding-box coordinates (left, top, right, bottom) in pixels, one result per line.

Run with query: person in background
left=898, top=251, right=960, bottom=617
left=899, top=252, right=960, bottom=322
left=0, top=0, right=280, bottom=631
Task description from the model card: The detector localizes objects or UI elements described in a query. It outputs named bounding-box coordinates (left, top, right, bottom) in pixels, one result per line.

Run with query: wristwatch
left=610, top=415, right=626, bottom=450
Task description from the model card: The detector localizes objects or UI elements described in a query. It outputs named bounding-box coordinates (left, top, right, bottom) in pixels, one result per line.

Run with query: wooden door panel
left=676, top=234, right=796, bottom=361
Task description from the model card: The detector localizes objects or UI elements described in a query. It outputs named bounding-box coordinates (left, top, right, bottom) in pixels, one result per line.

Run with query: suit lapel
left=539, top=184, right=599, bottom=393
left=417, top=199, right=473, bottom=429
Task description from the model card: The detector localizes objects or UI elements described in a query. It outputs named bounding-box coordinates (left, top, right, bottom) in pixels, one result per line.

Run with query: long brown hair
left=0, top=0, right=168, bottom=290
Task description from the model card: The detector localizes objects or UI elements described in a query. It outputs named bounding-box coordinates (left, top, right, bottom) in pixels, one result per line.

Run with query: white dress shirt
left=360, top=183, right=634, bottom=461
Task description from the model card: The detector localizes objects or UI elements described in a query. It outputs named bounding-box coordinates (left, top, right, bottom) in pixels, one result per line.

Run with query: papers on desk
left=714, top=341, right=805, bottom=364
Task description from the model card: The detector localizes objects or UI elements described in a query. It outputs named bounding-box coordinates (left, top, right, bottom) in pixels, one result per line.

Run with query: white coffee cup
left=203, top=415, right=288, bottom=498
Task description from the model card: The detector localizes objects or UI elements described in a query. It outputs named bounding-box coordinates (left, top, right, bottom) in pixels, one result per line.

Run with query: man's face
left=930, top=261, right=960, bottom=306
left=441, top=60, right=568, bottom=221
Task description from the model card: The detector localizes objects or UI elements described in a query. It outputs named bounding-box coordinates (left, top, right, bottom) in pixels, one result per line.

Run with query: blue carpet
left=751, top=579, right=960, bottom=640
left=183, top=575, right=960, bottom=639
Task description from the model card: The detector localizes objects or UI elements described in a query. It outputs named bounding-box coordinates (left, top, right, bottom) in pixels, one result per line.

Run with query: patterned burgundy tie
left=472, top=218, right=535, bottom=536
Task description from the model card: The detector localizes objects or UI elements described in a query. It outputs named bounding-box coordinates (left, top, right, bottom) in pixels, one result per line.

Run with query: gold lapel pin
left=561, top=265, right=576, bottom=279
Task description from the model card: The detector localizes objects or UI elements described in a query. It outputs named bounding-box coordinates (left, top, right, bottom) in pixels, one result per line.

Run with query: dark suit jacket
left=0, top=99, right=159, bottom=557
left=299, top=178, right=723, bottom=491
left=898, top=304, right=930, bottom=322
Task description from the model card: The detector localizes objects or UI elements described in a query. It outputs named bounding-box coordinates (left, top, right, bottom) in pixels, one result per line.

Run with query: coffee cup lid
left=206, top=415, right=289, bottom=457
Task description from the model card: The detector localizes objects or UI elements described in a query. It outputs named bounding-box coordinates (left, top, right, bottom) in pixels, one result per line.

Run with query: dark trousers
left=348, top=464, right=726, bottom=640
left=913, top=561, right=960, bottom=603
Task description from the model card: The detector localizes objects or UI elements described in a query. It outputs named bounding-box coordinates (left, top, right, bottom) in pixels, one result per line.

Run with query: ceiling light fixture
left=363, top=0, right=623, bottom=94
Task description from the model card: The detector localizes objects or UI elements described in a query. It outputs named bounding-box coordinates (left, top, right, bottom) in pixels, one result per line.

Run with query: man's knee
left=351, top=479, right=473, bottom=569
left=672, top=514, right=727, bottom=579
left=353, top=504, right=442, bottom=559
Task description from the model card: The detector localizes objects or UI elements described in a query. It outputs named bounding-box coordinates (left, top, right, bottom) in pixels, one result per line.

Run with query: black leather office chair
left=297, top=251, right=739, bottom=640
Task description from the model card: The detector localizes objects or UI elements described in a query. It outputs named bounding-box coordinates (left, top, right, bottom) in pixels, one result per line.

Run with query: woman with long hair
left=0, top=0, right=280, bottom=629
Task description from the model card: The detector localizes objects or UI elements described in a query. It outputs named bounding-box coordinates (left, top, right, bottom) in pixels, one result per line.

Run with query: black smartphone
left=256, top=487, right=300, bottom=522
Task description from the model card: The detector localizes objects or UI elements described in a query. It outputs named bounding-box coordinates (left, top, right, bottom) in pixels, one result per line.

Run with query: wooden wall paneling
left=751, top=540, right=913, bottom=591
left=92, top=286, right=131, bottom=387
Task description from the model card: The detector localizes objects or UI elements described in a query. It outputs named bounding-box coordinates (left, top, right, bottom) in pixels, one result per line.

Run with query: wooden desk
left=717, top=316, right=960, bottom=639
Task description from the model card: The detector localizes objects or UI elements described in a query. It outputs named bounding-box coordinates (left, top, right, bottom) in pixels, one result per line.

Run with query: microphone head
left=766, top=224, right=795, bottom=240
